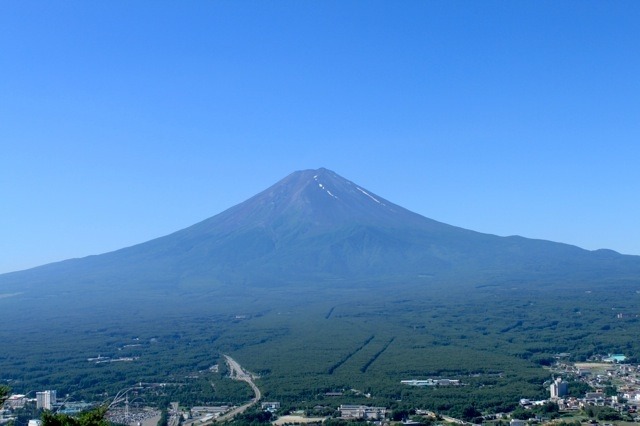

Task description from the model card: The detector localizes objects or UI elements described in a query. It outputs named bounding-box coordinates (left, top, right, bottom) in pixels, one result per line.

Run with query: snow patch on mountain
left=356, top=187, right=384, bottom=205
left=314, top=175, right=338, bottom=199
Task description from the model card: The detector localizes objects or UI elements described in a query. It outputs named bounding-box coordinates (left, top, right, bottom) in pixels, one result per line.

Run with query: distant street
left=202, top=355, right=261, bottom=424
left=224, top=355, right=261, bottom=401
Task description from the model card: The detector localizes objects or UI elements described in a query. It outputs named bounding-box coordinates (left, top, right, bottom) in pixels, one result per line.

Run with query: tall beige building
left=36, top=390, right=56, bottom=410
left=550, top=378, right=568, bottom=398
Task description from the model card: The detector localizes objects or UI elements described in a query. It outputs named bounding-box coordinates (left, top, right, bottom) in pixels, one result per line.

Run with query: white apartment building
left=36, top=390, right=56, bottom=410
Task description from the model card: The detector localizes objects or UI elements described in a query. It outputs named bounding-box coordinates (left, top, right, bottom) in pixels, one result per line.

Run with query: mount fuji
left=1, top=168, right=639, bottom=298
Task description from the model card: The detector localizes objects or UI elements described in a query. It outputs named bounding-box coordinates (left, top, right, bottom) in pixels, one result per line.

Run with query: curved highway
left=207, top=355, right=261, bottom=423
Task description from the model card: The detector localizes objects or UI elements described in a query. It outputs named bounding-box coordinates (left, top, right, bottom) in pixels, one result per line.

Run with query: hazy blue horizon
left=2, top=1, right=639, bottom=274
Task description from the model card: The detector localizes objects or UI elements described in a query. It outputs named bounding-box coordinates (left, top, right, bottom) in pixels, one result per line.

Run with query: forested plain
left=2, top=274, right=640, bottom=418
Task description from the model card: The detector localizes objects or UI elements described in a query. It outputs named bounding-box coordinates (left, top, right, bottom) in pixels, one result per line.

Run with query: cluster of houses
left=3, top=390, right=60, bottom=411
left=513, top=355, right=640, bottom=421
left=1, top=390, right=88, bottom=425
left=344, top=357, right=640, bottom=423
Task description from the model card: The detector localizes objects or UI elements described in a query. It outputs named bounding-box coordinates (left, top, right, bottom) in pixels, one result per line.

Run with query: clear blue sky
left=1, top=1, right=639, bottom=274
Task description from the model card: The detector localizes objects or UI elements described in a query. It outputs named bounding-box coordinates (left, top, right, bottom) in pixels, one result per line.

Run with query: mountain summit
left=2, top=168, right=640, bottom=295
left=190, top=167, right=449, bottom=234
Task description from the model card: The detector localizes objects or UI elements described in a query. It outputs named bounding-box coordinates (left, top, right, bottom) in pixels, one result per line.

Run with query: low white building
left=5, top=395, right=27, bottom=409
left=340, top=405, right=387, bottom=420
left=261, top=402, right=280, bottom=412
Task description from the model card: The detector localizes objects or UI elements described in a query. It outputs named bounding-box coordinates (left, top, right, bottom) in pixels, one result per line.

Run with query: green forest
left=2, top=275, right=639, bottom=419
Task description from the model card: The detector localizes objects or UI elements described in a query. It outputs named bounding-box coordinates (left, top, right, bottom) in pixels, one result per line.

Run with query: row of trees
left=41, top=407, right=110, bottom=426
left=0, top=386, right=9, bottom=405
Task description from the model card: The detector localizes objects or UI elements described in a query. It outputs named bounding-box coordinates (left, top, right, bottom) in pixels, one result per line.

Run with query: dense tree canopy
left=41, top=406, right=109, bottom=426
left=0, top=385, right=9, bottom=404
